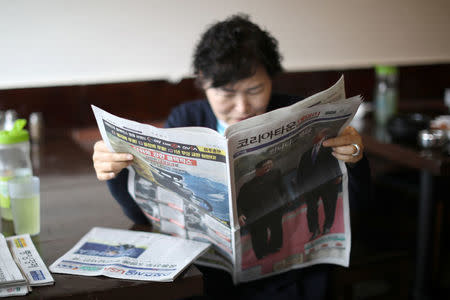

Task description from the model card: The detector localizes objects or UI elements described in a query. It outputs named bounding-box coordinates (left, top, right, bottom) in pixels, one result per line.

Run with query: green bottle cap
left=0, top=119, right=30, bottom=144
left=375, top=65, right=398, bottom=75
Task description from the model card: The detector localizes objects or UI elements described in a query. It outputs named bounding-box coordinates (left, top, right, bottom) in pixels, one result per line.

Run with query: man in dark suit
left=297, top=128, right=343, bottom=241
left=237, top=158, right=285, bottom=259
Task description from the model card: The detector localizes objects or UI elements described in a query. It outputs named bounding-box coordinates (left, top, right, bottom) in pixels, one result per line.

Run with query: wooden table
left=12, top=237, right=202, bottom=300
left=359, top=119, right=450, bottom=300
left=2, top=135, right=203, bottom=300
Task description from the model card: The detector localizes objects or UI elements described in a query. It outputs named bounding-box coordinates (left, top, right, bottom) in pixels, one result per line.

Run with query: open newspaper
left=49, top=227, right=210, bottom=282
left=92, top=76, right=362, bottom=283
left=0, top=233, right=54, bottom=297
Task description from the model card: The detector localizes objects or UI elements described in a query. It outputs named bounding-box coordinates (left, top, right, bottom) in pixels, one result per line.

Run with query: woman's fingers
left=94, top=160, right=133, bottom=173
left=96, top=171, right=116, bottom=181
left=92, top=140, right=134, bottom=180
left=331, top=150, right=362, bottom=163
left=93, top=151, right=133, bottom=164
left=332, top=144, right=360, bottom=156
left=323, top=126, right=364, bottom=163
left=94, top=159, right=133, bottom=181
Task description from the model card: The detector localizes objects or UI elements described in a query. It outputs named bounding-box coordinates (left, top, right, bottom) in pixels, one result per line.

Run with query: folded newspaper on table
left=0, top=233, right=54, bottom=298
left=91, top=76, right=362, bottom=283
left=49, top=227, right=210, bottom=282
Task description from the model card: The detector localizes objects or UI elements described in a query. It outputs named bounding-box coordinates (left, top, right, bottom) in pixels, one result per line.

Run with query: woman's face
left=204, top=67, right=272, bottom=125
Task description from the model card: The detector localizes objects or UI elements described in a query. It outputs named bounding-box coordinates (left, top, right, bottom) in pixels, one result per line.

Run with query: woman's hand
left=322, top=126, right=364, bottom=164
left=92, top=140, right=134, bottom=181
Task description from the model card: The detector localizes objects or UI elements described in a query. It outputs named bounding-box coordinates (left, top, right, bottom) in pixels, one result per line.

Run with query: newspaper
left=49, top=227, right=210, bottom=282
left=6, top=234, right=54, bottom=287
left=0, top=234, right=27, bottom=297
left=91, top=76, right=362, bottom=283
left=0, top=233, right=54, bottom=297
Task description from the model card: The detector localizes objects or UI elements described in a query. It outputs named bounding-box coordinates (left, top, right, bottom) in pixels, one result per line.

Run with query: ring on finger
left=351, top=144, right=361, bottom=157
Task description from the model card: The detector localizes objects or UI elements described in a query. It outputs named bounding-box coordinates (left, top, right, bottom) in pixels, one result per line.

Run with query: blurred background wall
left=1, top=0, right=449, bottom=89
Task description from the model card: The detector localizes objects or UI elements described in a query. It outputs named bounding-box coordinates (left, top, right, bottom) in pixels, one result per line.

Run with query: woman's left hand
left=322, top=126, right=364, bottom=164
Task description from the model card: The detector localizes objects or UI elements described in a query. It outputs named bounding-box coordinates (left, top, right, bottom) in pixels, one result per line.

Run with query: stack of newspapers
left=0, top=234, right=54, bottom=297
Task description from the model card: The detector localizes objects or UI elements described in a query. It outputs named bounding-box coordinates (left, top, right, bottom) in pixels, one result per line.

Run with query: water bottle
left=374, top=65, right=399, bottom=126
left=0, top=119, right=33, bottom=221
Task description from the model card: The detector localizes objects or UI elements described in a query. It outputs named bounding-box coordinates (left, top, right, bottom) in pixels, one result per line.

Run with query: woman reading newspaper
left=92, top=14, right=370, bottom=300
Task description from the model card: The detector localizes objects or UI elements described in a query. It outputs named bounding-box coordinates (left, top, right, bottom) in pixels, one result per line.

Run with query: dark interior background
left=1, top=63, right=448, bottom=133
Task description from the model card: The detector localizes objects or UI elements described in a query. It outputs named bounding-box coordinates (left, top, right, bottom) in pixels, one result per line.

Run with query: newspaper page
left=0, top=234, right=28, bottom=297
left=92, top=106, right=235, bottom=267
left=225, top=76, right=361, bottom=282
left=6, top=234, right=54, bottom=286
left=91, top=75, right=362, bottom=283
left=49, top=227, right=210, bottom=282
left=0, top=285, right=28, bottom=298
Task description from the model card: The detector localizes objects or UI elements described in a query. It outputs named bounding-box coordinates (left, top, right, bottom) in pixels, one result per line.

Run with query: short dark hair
left=193, top=14, right=283, bottom=88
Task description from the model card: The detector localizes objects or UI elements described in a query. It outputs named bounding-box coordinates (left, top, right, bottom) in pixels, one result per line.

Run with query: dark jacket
left=237, top=168, right=285, bottom=223
left=297, top=145, right=342, bottom=195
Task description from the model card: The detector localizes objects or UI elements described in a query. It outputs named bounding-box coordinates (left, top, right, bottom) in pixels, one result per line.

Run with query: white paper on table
left=6, top=234, right=54, bottom=286
left=49, top=227, right=210, bottom=282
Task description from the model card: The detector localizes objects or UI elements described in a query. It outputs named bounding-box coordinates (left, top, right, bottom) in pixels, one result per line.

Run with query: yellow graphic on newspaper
left=196, top=146, right=226, bottom=156
left=13, top=237, right=27, bottom=248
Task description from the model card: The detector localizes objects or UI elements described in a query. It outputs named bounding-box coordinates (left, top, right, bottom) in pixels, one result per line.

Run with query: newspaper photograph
left=49, top=227, right=210, bottom=282
left=228, top=96, right=361, bottom=282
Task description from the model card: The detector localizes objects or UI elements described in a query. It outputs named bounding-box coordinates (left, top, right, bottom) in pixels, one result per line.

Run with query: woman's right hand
left=92, top=140, right=134, bottom=181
